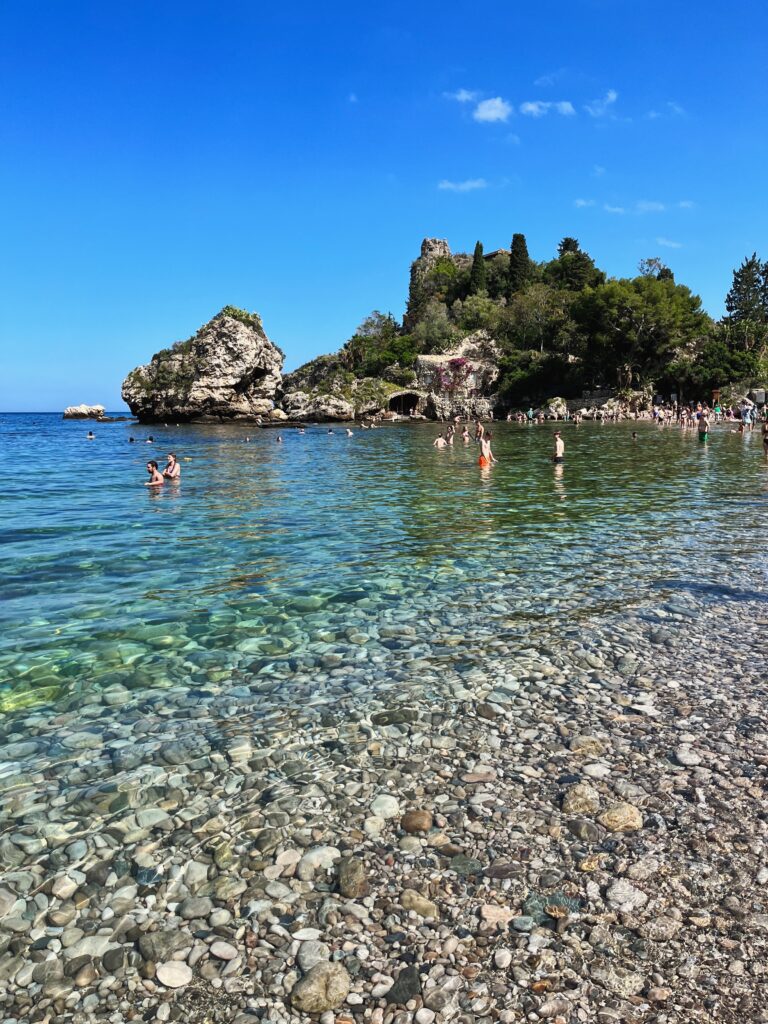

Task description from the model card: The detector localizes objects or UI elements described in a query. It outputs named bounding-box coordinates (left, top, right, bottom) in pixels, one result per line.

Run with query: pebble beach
left=0, top=416, right=767, bottom=1023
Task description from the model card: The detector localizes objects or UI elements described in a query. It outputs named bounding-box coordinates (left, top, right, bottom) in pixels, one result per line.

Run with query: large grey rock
left=281, top=391, right=355, bottom=421
left=122, top=307, right=284, bottom=422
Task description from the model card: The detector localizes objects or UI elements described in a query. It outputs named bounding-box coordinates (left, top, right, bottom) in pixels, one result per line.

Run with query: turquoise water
left=1, top=412, right=767, bottom=717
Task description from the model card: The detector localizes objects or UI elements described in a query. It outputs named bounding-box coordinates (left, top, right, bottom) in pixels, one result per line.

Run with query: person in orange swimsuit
left=478, top=432, right=496, bottom=467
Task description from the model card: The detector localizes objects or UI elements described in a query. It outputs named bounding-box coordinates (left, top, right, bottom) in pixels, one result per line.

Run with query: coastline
left=1, top=552, right=766, bottom=1022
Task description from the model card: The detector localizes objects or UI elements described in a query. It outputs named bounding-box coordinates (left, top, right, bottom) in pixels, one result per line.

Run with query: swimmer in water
left=145, top=461, right=164, bottom=487
left=553, top=431, right=565, bottom=463
left=346, top=428, right=353, bottom=436
left=129, top=437, right=135, bottom=443
left=478, top=432, right=496, bottom=467
left=163, top=453, right=181, bottom=479
left=146, top=436, right=154, bottom=443
left=433, top=433, right=448, bottom=449
left=87, top=431, right=95, bottom=440
left=632, top=431, right=638, bottom=442
left=276, top=435, right=283, bottom=443
left=462, top=427, right=470, bottom=443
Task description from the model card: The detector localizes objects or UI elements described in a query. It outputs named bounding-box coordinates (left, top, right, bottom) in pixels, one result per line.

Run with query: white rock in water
left=156, top=962, right=192, bottom=988
left=370, top=794, right=400, bottom=819
left=210, top=940, right=238, bottom=960
left=63, top=404, right=105, bottom=419
left=494, top=948, right=513, bottom=969
left=606, top=878, right=648, bottom=911
left=297, top=846, right=342, bottom=881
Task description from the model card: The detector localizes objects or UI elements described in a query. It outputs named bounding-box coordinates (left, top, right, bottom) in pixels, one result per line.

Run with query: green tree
left=676, top=332, right=762, bottom=393
left=506, top=284, right=571, bottom=354
left=724, top=253, right=768, bottom=351
left=544, top=238, right=604, bottom=291
left=558, top=237, right=581, bottom=256
left=341, top=311, right=403, bottom=375
left=638, top=257, right=673, bottom=281
left=573, top=276, right=711, bottom=388
left=508, top=233, right=533, bottom=296
left=411, top=300, right=459, bottom=353
left=456, top=293, right=499, bottom=333
left=469, top=241, right=487, bottom=295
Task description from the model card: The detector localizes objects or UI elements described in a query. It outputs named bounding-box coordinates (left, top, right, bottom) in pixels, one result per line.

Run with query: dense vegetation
left=330, top=241, right=768, bottom=404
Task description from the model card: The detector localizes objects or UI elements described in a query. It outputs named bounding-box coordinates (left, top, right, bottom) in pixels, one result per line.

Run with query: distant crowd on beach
left=80, top=395, right=768, bottom=488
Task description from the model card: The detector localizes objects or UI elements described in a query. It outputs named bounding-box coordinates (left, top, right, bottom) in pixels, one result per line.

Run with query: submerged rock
left=121, top=306, right=283, bottom=422
left=290, top=961, right=350, bottom=1012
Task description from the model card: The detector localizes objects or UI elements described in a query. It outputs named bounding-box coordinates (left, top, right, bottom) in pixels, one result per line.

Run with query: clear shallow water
left=1, top=412, right=767, bottom=719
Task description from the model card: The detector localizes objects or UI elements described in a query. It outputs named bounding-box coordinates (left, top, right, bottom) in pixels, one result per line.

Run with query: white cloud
left=473, top=97, right=513, bottom=122
left=506, top=133, right=521, bottom=145
left=604, top=204, right=625, bottom=214
left=646, top=101, right=686, bottom=120
left=657, top=236, right=682, bottom=248
left=593, top=164, right=606, bottom=177
left=585, top=89, right=618, bottom=117
left=444, top=88, right=478, bottom=103
left=678, top=199, right=695, bottom=209
left=437, top=178, right=488, bottom=192
left=636, top=200, right=666, bottom=213
left=348, top=92, right=358, bottom=104
left=520, top=101, right=548, bottom=118
left=574, top=198, right=596, bottom=207
left=534, top=68, right=566, bottom=87
left=520, top=100, right=575, bottom=117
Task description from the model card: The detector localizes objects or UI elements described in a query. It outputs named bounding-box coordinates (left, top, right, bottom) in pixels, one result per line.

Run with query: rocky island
left=122, top=307, right=285, bottom=423
left=121, top=238, right=767, bottom=422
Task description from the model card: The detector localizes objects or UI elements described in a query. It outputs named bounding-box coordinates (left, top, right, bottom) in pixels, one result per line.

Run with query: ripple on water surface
left=1, top=415, right=767, bottom=717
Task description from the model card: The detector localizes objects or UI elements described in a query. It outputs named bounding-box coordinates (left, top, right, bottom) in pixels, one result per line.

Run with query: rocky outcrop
left=280, top=355, right=401, bottom=421
left=282, top=391, right=356, bottom=421
left=121, top=307, right=284, bottom=422
left=412, top=331, right=501, bottom=419
left=403, top=238, right=470, bottom=332
left=63, top=404, right=106, bottom=420
left=279, top=331, right=502, bottom=421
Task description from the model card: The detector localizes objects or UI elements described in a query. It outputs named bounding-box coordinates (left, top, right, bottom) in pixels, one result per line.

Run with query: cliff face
left=412, top=331, right=500, bottom=419
left=121, top=307, right=284, bottom=422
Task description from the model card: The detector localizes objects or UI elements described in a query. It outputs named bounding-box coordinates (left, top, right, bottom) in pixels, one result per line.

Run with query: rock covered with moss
left=121, top=307, right=284, bottom=422
left=281, top=355, right=402, bottom=420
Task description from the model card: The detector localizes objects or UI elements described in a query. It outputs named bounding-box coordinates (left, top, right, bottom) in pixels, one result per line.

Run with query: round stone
left=597, top=802, right=643, bottom=833
left=401, top=809, right=433, bottom=833
left=370, top=794, right=400, bottom=819
left=210, top=940, right=238, bottom=960
left=155, top=962, right=193, bottom=988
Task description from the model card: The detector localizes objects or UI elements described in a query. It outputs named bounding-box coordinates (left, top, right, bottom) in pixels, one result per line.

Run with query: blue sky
left=1, top=1, right=767, bottom=410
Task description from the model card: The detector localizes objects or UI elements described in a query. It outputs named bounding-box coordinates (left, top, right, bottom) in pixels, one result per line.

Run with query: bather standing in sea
left=145, top=461, right=164, bottom=487
left=478, top=432, right=495, bottom=467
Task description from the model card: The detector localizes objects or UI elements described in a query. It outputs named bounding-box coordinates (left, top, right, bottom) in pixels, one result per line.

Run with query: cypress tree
left=469, top=241, right=486, bottom=294
left=508, top=233, right=532, bottom=296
